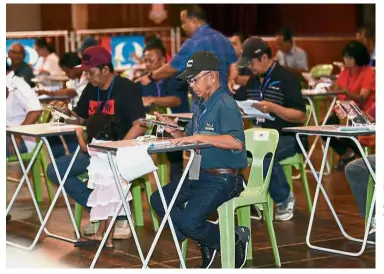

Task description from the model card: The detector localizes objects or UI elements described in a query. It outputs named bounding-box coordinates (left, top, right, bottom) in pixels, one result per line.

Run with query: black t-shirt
left=245, top=62, right=306, bottom=134
left=74, top=75, right=145, bottom=140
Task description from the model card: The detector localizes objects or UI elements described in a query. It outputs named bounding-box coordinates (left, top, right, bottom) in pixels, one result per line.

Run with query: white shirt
left=6, top=73, right=42, bottom=152
left=34, top=53, right=65, bottom=90
left=275, top=45, right=309, bottom=71
left=66, top=72, right=88, bottom=109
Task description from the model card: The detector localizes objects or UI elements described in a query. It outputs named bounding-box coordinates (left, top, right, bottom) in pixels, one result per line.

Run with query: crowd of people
left=6, top=4, right=375, bottom=269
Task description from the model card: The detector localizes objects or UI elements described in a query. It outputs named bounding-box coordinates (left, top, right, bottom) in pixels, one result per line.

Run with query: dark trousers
left=265, top=135, right=306, bottom=204
left=47, top=135, right=79, bottom=159
left=150, top=173, right=244, bottom=249
left=323, top=114, right=360, bottom=156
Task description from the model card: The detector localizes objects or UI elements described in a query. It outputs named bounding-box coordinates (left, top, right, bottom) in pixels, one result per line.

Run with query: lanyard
left=155, top=81, right=162, bottom=97
left=97, top=76, right=115, bottom=112
left=254, top=62, right=276, bottom=99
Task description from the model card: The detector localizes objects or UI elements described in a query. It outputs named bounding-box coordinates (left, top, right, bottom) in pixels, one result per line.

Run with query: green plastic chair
left=363, top=147, right=375, bottom=227
left=279, top=105, right=313, bottom=212
left=74, top=173, right=160, bottom=232
left=310, top=64, right=334, bottom=122
left=6, top=110, right=54, bottom=204
left=182, top=128, right=281, bottom=268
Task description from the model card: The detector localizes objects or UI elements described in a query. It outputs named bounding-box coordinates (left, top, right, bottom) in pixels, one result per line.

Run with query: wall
left=6, top=4, right=42, bottom=31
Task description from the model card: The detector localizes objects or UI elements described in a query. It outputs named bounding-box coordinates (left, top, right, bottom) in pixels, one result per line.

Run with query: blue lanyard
left=254, top=62, right=276, bottom=99
left=97, top=76, right=115, bottom=112
left=155, top=81, right=162, bottom=97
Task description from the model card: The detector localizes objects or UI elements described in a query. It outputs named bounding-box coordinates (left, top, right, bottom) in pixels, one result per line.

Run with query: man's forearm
left=21, top=110, right=42, bottom=125
left=152, top=64, right=178, bottom=81
left=124, top=122, right=147, bottom=140
left=273, top=105, right=306, bottom=123
left=153, top=96, right=181, bottom=108
left=198, top=134, right=243, bottom=150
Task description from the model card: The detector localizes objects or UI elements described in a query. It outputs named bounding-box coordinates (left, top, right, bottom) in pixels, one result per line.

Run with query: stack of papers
left=236, top=100, right=275, bottom=121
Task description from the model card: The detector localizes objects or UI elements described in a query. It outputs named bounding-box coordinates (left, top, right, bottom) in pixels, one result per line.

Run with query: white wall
left=6, top=4, right=42, bottom=32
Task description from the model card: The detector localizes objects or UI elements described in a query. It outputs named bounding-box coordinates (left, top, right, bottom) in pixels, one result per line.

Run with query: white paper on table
left=314, top=82, right=332, bottom=91
left=236, top=100, right=275, bottom=121
left=116, top=144, right=158, bottom=182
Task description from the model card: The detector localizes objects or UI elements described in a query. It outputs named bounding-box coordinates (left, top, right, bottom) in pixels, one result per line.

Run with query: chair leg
left=75, top=203, right=83, bottom=231
left=299, top=163, right=313, bottom=212
left=236, top=206, right=253, bottom=260
left=131, top=179, right=144, bottom=227
left=157, top=153, right=168, bottom=187
left=40, top=150, right=54, bottom=203
left=181, top=238, right=189, bottom=268
left=263, top=202, right=281, bottom=267
left=282, top=165, right=293, bottom=191
left=31, top=157, right=43, bottom=204
left=218, top=202, right=235, bottom=268
left=365, top=176, right=375, bottom=226
left=143, top=176, right=159, bottom=231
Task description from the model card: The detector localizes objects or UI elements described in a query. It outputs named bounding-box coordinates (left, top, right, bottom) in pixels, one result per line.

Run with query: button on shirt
left=170, top=25, right=237, bottom=107
left=184, top=88, right=247, bottom=170
left=275, top=45, right=308, bottom=71
left=138, top=74, right=190, bottom=113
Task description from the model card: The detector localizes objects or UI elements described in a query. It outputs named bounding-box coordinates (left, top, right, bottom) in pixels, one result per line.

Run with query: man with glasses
left=7, top=43, right=34, bottom=87
left=151, top=51, right=250, bottom=269
left=46, top=45, right=147, bottom=240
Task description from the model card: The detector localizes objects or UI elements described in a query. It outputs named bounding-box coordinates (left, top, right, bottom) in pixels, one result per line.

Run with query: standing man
left=138, top=42, right=190, bottom=185
left=356, top=26, right=375, bottom=67
left=237, top=37, right=307, bottom=221
left=275, top=28, right=308, bottom=75
left=46, top=46, right=147, bottom=240
left=136, top=4, right=238, bottom=112
left=151, top=51, right=250, bottom=269
left=7, top=43, right=34, bottom=87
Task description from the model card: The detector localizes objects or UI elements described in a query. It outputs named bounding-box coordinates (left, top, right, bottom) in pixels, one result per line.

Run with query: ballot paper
left=236, top=100, right=275, bottom=121
left=116, top=143, right=158, bottom=182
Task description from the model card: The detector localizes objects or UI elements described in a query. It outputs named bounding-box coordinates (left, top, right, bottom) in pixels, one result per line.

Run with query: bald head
left=8, top=43, right=26, bottom=66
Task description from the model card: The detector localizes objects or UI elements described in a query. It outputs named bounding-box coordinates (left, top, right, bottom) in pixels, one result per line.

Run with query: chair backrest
left=304, top=104, right=312, bottom=126
left=245, top=128, right=279, bottom=196
left=310, top=64, right=333, bottom=77
left=38, top=109, right=52, bottom=124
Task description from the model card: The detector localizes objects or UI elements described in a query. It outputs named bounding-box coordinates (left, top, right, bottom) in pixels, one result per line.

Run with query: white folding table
left=6, top=123, right=82, bottom=250
left=301, top=90, right=347, bottom=175
left=87, top=139, right=210, bottom=268
left=283, top=125, right=375, bottom=256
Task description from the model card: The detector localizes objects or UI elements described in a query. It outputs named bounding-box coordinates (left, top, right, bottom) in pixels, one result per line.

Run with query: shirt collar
left=192, top=24, right=210, bottom=38
left=198, top=86, right=224, bottom=110
left=286, top=45, right=296, bottom=55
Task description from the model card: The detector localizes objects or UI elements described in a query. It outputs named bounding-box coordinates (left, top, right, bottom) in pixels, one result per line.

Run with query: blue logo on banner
left=111, top=36, right=145, bottom=67
left=6, top=39, right=38, bottom=66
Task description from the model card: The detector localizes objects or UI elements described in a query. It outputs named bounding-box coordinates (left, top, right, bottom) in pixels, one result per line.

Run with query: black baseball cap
left=237, top=36, right=271, bottom=68
left=177, top=51, right=220, bottom=80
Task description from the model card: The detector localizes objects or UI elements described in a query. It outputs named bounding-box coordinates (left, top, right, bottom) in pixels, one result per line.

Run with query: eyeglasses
left=187, top=71, right=211, bottom=85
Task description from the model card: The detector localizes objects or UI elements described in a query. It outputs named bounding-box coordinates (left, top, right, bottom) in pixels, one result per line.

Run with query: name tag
left=189, top=154, right=202, bottom=180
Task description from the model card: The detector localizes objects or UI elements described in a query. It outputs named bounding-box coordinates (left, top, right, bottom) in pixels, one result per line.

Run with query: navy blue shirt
left=138, top=74, right=190, bottom=114
left=170, top=25, right=237, bottom=110
left=185, top=88, right=247, bottom=170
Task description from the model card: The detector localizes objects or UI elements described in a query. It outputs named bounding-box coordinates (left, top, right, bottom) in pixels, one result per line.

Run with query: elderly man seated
left=6, top=71, right=42, bottom=221
left=7, top=43, right=34, bottom=87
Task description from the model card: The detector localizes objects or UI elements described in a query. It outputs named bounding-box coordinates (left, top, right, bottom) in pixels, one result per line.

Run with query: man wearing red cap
left=46, top=45, right=147, bottom=240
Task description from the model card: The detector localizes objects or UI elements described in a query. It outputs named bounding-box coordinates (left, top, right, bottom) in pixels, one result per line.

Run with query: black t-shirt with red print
left=74, top=75, right=145, bottom=140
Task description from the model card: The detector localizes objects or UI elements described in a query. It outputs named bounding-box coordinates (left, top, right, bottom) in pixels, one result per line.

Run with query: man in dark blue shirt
left=135, top=5, right=238, bottom=112
left=138, top=42, right=190, bottom=185
left=150, top=51, right=250, bottom=269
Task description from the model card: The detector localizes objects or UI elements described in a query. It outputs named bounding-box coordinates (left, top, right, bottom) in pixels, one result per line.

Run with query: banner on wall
left=100, top=35, right=145, bottom=68
left=6, top=39, right=38, bottom=66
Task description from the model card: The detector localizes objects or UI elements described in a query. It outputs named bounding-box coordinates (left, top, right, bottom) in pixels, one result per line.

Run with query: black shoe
left=199, top=243, right=218, bottom=268
left=6, top=214, right=11, bottom=222
left=235, top=226, right=250, bottom=268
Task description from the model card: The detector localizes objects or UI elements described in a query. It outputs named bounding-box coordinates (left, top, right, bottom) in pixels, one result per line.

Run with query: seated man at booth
left=237, top=36, right=307, bottom=221
left=137, top=42, right=190, bottom=186
left=7, top=43, right=35, bottom=87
